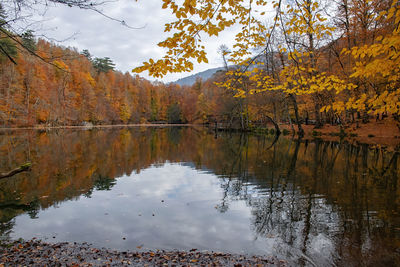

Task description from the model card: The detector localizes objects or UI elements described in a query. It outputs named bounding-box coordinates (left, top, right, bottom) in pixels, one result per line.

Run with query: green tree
left=150, top=95, right=158, bottom=121
left=81, top=49, right=92, bottom=61
left=21, top=30, right=36, bottom=52
left=167, top=103, right=182, bottom=124
left=0, top=4, right=17, bottom=64
left=92, top=57, right=115, bottom=73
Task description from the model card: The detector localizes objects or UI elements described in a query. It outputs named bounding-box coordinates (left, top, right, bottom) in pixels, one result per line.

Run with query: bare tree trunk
left=285, top=100, right=295, bottom=132
left=239, top=100, right=245, bottom=130
left=314, top=101, right=323, bottom=128
left=273, top=102, right=278, bottom=123
left=290, top=94, right=304, bottom=137
left=265, top=115, right=281, bottom=135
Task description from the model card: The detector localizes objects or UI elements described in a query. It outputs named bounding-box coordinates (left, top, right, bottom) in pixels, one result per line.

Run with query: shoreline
left=0, top=239, right=286, bottom=266
left=0, top=123, right=197, bottom=131
left=1, top=122, right=399, bottom=150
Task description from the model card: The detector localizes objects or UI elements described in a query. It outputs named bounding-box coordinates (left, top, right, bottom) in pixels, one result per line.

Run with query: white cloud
left=28, top=0, right=238, bottom=82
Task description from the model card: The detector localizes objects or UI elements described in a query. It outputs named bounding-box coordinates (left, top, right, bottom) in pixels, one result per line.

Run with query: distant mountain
left=173, top=67, right=224, bottom=86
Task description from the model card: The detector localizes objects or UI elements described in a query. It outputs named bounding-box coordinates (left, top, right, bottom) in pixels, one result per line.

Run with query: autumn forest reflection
left=0, top=127, right=399, bottom=266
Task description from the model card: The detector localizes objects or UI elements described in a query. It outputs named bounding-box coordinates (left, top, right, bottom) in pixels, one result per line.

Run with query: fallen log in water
left=0, top=163, right=31, bottom=179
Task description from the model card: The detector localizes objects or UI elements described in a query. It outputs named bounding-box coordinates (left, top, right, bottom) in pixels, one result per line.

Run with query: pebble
left=0, top=240, right=286, bottom=266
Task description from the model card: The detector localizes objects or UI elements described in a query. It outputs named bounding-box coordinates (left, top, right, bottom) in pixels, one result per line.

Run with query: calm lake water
left=0, top=127, right=399, bottom=266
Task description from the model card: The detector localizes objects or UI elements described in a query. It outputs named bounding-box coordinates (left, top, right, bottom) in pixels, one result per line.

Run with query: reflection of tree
left=215, top=133, right=250, bottom=213
left=0, top=219, right=15, bottom=241
left=0, top=179, right=41, bottom=223
left=248, top=139, right=306, bottom=256
left=26, top=200, right=40, bottom=219
left=0, top=197, right=40, bottom=240
left=0, top=128, right=398, bottom=265
left=212, top=136, right=399, bottom=266
left=94, top=175, right=116, bottom=191
left=167, top=127, right=182, bottom=146
left=84, top=174, right=117, bottom=198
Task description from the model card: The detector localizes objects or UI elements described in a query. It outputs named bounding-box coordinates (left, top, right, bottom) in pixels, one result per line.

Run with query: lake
left=0, top=127, right=399, bottom=266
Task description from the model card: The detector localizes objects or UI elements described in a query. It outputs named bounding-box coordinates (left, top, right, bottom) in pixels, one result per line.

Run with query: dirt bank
left=279, top=118, right=400, bottom=150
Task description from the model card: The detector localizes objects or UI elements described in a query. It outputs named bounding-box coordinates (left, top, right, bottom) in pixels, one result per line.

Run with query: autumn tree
left=130, top=0, right=398, bottom=133
left=330, top=0, right=400, bottom=125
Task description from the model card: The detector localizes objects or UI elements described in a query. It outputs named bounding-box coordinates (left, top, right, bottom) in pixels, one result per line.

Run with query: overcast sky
left=30, top=0, right=239, bottom=83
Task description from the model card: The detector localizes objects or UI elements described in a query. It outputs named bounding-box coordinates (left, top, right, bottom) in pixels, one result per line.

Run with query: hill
left=173, top=67, right=224, bottom=86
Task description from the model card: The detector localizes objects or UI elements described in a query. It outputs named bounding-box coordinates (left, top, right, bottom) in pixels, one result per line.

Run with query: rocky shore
left=0, top=239, right=286, bottom=266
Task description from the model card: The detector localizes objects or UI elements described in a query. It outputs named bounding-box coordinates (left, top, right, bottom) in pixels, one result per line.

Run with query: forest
left=1, top=1, right=400, bottom=265
left=0, top=0, right=399, bottom=136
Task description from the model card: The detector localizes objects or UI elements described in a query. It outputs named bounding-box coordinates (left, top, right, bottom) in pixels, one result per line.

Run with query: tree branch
left=0, top=43, right=17, bottom=64
left=0, top=163, right=31, bottom=179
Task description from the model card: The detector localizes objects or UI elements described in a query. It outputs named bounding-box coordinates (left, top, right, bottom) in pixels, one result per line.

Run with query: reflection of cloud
left=310, top=233, right=334, bottom=256
left=11, top=163, right=267, bottom=254
left=10, top=163, right=340, bottom=264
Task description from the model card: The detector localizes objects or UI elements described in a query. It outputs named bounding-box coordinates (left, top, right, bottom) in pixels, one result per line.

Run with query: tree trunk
left=265, top=115, right=281, bottom=135
left=239, top=100, right=245, bottom=130
left=314, top=101, right=322, bottom=128
left=290, top=94, right=304, bottom=137
left=285, top=101, right=295, bottom=132
left=0, top=163, right=31, bottom=179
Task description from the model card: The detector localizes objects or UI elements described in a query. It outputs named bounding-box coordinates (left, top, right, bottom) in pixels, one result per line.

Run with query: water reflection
left=0, top=127, right=399, bottom=266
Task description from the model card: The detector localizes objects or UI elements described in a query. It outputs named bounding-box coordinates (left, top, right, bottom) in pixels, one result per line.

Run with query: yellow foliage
left=53, top=60, right=70, bottom=71
left=332, top=0, right=400, bottom=115
left=119, top=103, right=131, bottom=123
left=133, top=0, right=269, bottom=77
left=134, top=0, right=400, bottom=118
